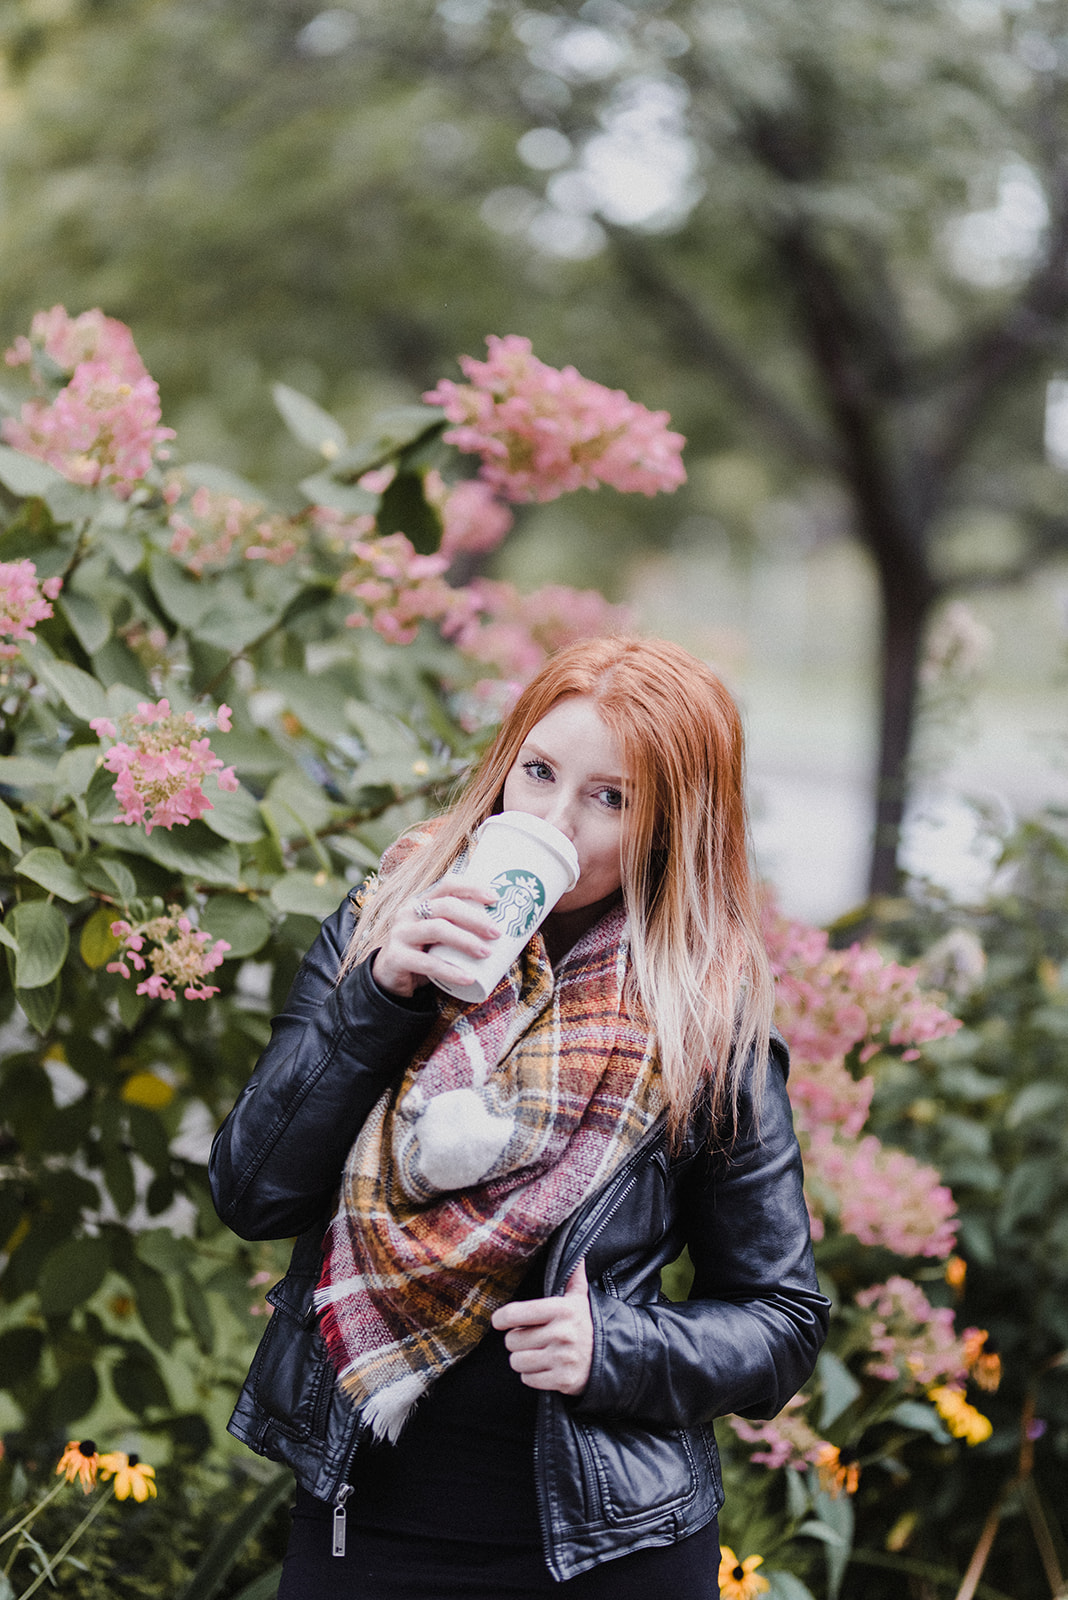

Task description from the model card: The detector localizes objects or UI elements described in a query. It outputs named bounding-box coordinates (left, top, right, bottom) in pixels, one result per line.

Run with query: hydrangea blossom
left=424, top=471, right=514, bottom=560
left=5, top=305, right=149, bottom=384
left=855, top=1275, right=976, bottom=1386
left=168, top=482, right=304, bottom=573
left=0, top=560, right=62, bottom=659
left=805, top=1130, right=958, bottom=1258
left=90, top=699, right=237, bottom=833
left=107, top=907, right=231, bottom=1001
left=337, top=531, right=475, bottom=645
left=424, top=335, right=686, bottom=503
left=3, top=308, right=174, bottom=494
left=729, top=1395, right=827, bottom=1471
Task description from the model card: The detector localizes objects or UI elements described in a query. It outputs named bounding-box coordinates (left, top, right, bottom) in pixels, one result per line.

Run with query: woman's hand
left=491, top=1259, right=593, bottom=1396
left=371, top=878, right=500, bottom=999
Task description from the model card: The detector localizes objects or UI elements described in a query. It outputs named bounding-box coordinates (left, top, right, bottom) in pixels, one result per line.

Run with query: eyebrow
left=519, top=739, right=627, bottom=787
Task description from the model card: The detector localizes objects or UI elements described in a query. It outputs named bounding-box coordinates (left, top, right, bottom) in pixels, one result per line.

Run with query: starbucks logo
left=490, top=869, right=547, bottom=938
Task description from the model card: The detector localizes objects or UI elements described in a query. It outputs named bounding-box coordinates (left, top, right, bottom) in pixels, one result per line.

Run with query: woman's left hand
left=491, top=1259, right=593, bottom=1396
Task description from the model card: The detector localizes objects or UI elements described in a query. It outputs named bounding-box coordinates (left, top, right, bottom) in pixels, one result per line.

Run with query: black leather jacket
left=209, top=894, right=829, bottom=1583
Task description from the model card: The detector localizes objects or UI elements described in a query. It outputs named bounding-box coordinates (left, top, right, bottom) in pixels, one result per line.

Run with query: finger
left=491, top=1296, right=564, bottom=1332
left=564, top=1258, right=589, bottom=1298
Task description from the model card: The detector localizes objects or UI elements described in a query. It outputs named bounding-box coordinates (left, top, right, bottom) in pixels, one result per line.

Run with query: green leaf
left=8, top=899, right=69, bottom=987
left=270, top=871, right=346, bottom=919
left=16, top=846, right=90, bottom=903
left=80, top=905, right=122, bottom=968
left=58, top=589, right=112, bottom=654
left=136, top=1228, right=191, bottom=1275
left=263, top=768, right=333, bottom=838
left=0, top=919, right=18, bottom=952
left=79, top=855, right=138, bottom=902
left=199, top=775, right=266, bottom=842
left=266, top=668, right=354, bottom=744
left=0, top=796, right=22, bottom=854
left=297, top=472, right=378, bottom=514
left=1007, top=1080, right=1068, bottom=1126
left=230, top=1567, right=285, bottom=1600
left=128, top=1261, right=177, bottom=1350
left=766, top=1575, right=818, bottom=1600
left=199, top=894, right=272, bottom=957
left=0, top=755, right=58, bottom=789
left=181, top=1272, right=215, bottom=1352
left=272, top=382, right=349, bottom=455
left=90, top=820, right=242, bottom=885
left=182, top=460, right=266, bottom=500
left=112, top=1349, right=171, bottom=1414
left=0, top=1326, right=43, bottom=1383
left=174, top=1471, right=294, bottom=1600
left=32, top=655, right=108, bottom=723
left=195, top=594, right=281, bottom=653
left=86, top=760, right=120, bottom=822
left=0, top=442, right=67, bottom=497
left=890, top=1400, right=952, bottom=1442
left=817, top=1349, right=863, bottom=1429
left=55, top=743, right=101, bottom=801
left=36, top=1234, right=109, bottom=1315
left=148, top=551, right=217, bottom=629
left=17, top=978, right=60, bottom=1034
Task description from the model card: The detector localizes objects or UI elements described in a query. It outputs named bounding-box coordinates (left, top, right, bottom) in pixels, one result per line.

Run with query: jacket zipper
left=332, top=1483, right=352, bottom=1557
left=534, top=1113, right=668, bottom=1578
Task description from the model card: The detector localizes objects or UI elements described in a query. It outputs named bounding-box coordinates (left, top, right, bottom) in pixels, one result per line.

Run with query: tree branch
left=601, top=222, right=843, bottom=474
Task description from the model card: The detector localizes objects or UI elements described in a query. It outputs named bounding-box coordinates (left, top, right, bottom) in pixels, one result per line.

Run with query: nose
left=543, top=794, right=577, bottom=842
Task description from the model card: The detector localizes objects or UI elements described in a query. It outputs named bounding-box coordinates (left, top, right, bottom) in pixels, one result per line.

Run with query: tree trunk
left=869, top=576, right=935, bottom=898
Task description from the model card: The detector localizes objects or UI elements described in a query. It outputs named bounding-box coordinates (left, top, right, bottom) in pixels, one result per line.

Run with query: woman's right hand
left=371, top=879, right=500, bottom=999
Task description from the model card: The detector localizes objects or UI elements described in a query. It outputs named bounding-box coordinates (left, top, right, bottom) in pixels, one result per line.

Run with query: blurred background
left=4, top=0, right=1068, bottom=921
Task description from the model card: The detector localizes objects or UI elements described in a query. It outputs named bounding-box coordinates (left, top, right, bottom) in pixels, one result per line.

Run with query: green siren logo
left=490, top=868, right=546, bottom=938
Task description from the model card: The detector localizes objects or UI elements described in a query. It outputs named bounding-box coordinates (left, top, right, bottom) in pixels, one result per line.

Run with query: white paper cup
left=428, top=811, right=580, bottom=1002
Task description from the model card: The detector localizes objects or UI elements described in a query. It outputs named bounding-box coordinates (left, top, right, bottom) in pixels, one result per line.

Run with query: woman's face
left=501, top=695, right=628, bottom=913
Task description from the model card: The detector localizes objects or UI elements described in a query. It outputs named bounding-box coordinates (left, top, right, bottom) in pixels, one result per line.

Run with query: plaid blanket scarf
left=314, top=891, right=663, bottom=1442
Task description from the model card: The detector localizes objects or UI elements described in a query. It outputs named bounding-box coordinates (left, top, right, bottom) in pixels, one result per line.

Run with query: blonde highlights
left=346, top=637, right=773, bottom=1136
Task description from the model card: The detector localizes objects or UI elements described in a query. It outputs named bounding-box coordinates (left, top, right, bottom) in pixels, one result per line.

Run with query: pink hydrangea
left=3, top=359, right=174, bottom=495
left=0, top=560, right=62, bottom=659
left=449, top=577, right=633, bottom=681
left=424, top=335, right=686, bottom=503
left=90, top=699, right=237, bottom=834
left=728, top=1396, right=827, bottom=1471
left=338, top=531, right=475, bottom=645
left=5, top=306, right=150, bottom=385
left=424, top=471, right=514, bottom=561
left=107, top=906, right=231, bottom=1001
left=805, top=1130, right=958, bottom=1258
left=854, top=1276, right=972, bottom=1387
left=168, top=482, right=304, bottom=573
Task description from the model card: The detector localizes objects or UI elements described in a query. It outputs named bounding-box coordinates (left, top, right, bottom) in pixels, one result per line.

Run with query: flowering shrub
left=424, top=334, right=686, bottom=502
left=0, top=560, right=62, bottom=659
left=90, top=700, right=238, bottom=833
left=108, top=907, right=231, bottom=1001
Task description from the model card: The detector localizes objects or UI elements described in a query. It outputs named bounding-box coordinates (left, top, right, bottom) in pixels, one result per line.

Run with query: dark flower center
left=732, top=1565, right=745, bottom=1581
left=128, top=1454, right=139, bottom=1467
left=78, top=1440, right=97, bottom=1457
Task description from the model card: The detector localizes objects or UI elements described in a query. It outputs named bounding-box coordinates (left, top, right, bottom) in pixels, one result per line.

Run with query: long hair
left=345, top=637, right=773, bottom=1137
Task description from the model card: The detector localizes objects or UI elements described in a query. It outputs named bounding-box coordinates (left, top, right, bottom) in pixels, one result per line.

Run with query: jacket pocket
left=248, top=1280, right=333, bottom=1442
left=574, top=1415, right=700, bottom=1527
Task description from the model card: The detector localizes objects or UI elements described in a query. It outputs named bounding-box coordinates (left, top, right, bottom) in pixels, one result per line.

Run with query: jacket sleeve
left=209, top=894, right=440, bottom=1242
left=575, top=1036, right=830, bottom=1428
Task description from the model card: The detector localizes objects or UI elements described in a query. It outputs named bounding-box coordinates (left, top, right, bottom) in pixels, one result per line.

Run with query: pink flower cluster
left=423, top=471, right=514, bottom=561
left=424, top=335, right=686, bottom=503
left=451, top=576, right=633, bottom=683
left=107, top=907, right=231, bottom=1001
left=854, top=1276, right=975, bottom=1387
left=3, top=306, right=174, bottom=494
left=765, top=902, right=961, bottom=1070
left=0, top=560, right=62, bottom=659
left=168, top=482, right=304, bottom=573
left=90, top=699, right=238, bottom=834
left=805, top=1131, right=958, bottom=1258
left=729, top=1396, right=826, bottom=1472
left=338, top=531, right=474, bottom=645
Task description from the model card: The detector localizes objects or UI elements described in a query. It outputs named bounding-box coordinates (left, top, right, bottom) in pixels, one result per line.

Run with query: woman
left=210, top=636, right=829, bottom=1597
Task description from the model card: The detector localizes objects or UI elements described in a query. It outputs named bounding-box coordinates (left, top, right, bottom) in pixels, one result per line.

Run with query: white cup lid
left=477, top=811, right=581, bottom=889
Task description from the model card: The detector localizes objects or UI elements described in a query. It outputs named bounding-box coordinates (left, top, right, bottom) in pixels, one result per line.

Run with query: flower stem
left=0, top=1482, right=66, bottom=1546
left=16, top=1486, right=114, bottom=1600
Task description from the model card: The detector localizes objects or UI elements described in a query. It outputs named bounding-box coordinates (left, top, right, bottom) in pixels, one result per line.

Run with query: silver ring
left=414, top=899, right=434, bottom=922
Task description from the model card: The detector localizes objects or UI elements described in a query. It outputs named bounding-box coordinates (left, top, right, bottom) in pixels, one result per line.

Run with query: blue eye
left=522, top=758, right=553, bottom=781
left=599, top=787, right=624, bottom=811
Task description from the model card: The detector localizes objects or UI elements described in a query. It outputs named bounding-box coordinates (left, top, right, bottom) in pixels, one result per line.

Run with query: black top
left=346, top=1258, right=544, bottom=1544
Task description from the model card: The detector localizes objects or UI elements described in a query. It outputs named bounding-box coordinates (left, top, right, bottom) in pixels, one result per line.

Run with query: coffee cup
left=428, top=811, right=581, bottom=1002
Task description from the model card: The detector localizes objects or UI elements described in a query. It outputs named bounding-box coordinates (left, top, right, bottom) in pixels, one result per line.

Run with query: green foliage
left=0, top=373, right=480, bottom=1485
left=826, top=816, right=1068, bottom=1598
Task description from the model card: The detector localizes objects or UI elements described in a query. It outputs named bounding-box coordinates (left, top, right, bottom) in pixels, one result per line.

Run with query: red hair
left=348, top=637, right=772, bottom=1133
